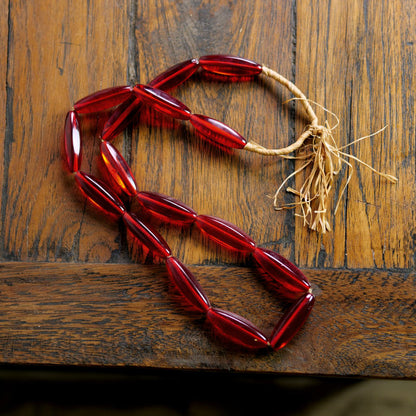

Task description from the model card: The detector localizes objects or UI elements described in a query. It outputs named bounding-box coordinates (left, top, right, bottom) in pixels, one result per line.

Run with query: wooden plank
left=1, top=0, right=129, bottom=262
left=0, top=262, right=414, bottom=378
left=295, top=0, right=416, bottom=269
left=128, top=0, right=297, bottom=264
left=0, top=3, right=9, bottom=257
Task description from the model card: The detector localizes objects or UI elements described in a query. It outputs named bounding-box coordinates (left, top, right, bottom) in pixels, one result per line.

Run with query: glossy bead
left=149, top=58, right=200, bottom=91
left=190, top=114, right=247, bottom=149
left=199, top=55, right=262, bottom=77
left=206, top=308, right=269, bottom=350
left=74, top=171, right=125, bottom=218
left=122, top=212, right=171, bottom=259
left=74, top=86, right=133, bottom=114
left=196, top=215, right=256, bottom=252
left=270, top=293, right=315, bottom=351
left=100, top=141, right=137, bottom=196
left=253, top=248, right=310, bottom=298
left=136, top=191, right=197, bottom=224
left=133, top=84, right=191, bottom=120
left=102, top=96, right=143, bottom=141
left=166, top=257, right=210, bottom=312
left=64, top=111, right=82, bottom=172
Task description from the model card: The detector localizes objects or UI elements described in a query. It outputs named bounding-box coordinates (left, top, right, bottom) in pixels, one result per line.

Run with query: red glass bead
left=253, top=248, right=310, bottom=298
left=122, top=212, right=171, bottom=259
left=74, top=171, right=125, bottom=218
left=269, top=293, right=315, bottom=351
left=199, top=55, right=262, bottom=77
left=166, top=257, right=210, bottom=312
left=74, top=86, right=133, bottom=114
left=190, top=114, right=247, bottom=149
left=206, top=308, right=269, bottom=350
left=64, top=111, right=82, bottom=172
left=136, top=191, right=197, bottom=224
left=102, top=96, right=143, bottom=141
left=149, top=58, right=200, bottom=91
left=196, top=215, right=256, bottom=253
left=100, top=141, right=137, bottom=197
left=133, top=85, right=191, bottom=120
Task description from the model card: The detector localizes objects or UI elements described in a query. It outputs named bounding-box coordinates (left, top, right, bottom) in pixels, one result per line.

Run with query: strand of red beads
left=64, top=55, right=315, bottom=351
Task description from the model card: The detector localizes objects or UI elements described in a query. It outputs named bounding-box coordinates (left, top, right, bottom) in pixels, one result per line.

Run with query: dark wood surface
left=1, top=262, right=415, bottom=378
left=1, top=0, right=415, bottom=378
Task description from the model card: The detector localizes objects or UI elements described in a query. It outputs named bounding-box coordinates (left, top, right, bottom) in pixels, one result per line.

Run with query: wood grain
left=128, top=0, right=297, bottom=264
left=0, top=262, right=415, bottom=378
left=0, top=3, right=8, bottom=257
left=0, top=0, right=415, bottom=376
left=295, top=0, right=416, bottom=269
left=2, top=0, right=129, bottom=262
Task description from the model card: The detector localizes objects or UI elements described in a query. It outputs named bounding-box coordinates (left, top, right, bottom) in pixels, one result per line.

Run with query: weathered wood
left=128, top=0, right=296, bottom=264
left=0, top=262, right=414, bottom=378
left=295, top=0, right=416, bottom=269
left=2, top=0, right=129, bottom=262
left=0, top=0, right=415, bottom=377
left=0, top=4, right=8, bottom=254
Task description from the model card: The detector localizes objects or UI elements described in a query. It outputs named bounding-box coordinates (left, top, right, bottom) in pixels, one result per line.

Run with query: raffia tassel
left=271, top=121, right=398, bottom=233
left=244, top=64, right=398, bottom=233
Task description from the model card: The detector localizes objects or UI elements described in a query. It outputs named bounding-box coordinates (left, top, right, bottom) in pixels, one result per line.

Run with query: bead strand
left=71, top=54, right=397, bottom=236
left=94, top=132, right=314, bottom=349
left=98, top=139, right=312, bottom=301
left=74, top=55, right=262, bottom=144
left=102, top=58, right=200, bottom=141
left=103, top=144, right=310, bottom=300
left=64, top=55, right=316, bottom=351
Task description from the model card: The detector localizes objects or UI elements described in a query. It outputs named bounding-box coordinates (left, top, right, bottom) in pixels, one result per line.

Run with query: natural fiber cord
left=243, top=65, right=398, bottom=233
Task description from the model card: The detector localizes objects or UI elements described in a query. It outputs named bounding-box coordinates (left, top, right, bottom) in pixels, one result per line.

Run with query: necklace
left=64, top=55, right=315, bottom=351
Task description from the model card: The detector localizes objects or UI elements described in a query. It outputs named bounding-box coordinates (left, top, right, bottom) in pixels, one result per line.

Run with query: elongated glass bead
left=190, top=114, right=247, bottom=149
left=74, top=86, right=133, bottom=114
left=166, top=257, right=210, bottom=312
left=270, top=293, right=315, bottom=351
left=149, top=58, right=199, bottom=91
left=133, top=85, right=191, bottom=120
left=74, top=171, right=125, bottom=218
left=64, top=111, right=82, bottom=172
left=206, top=308, right=269, bottom=350
left=253, top=248, right=310, bottom=298
left=100, top=141, right=137, bottom=197
left=196, top=215, right=256, bottom=252
left=122, top=212, right=171, bottom=259
left=136, top=191, right=197, bottom=224
left=102, top=96, right=143, bottom=141
left=199, top=55, right=262, bottom=77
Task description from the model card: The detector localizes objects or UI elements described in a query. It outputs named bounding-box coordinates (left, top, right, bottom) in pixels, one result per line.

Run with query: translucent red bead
left=100, top=141, right=137, bottom=196
left=166, top=257, right=210, bottom=312
left=206, top=308, right=269, bottom=350
left=102, top=96, right=143, bottom=141
left=74, top=171, right=125, bottom=218
left=270, top=293, right=315, bottom=351
left=149, top=58, right=199, bottom=91
left=122, top=212, right=171, bottom=259
left=136, top=191, right=197, bottom=224
left=190, top=114, right=247, bottom=149
left=196, top=215, right=256, bottom=252
left=66, top=55, right=316, bottom=352
left=133, top=84, right=192, bottom=120
left=199, top=55, right=262, bottom=77
left=64, top=111, right=82, bottom=172
left=74, top=86, right=133, bottom=114
left=253, top=247, right=310, bottom=298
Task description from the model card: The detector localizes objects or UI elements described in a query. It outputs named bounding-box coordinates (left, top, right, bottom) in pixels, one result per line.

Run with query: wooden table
left=1, top=0, right=415, bottom=378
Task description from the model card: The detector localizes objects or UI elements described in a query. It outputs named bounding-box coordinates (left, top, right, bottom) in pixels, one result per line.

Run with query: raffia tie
left=243, top=65, right=398, bottom=233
